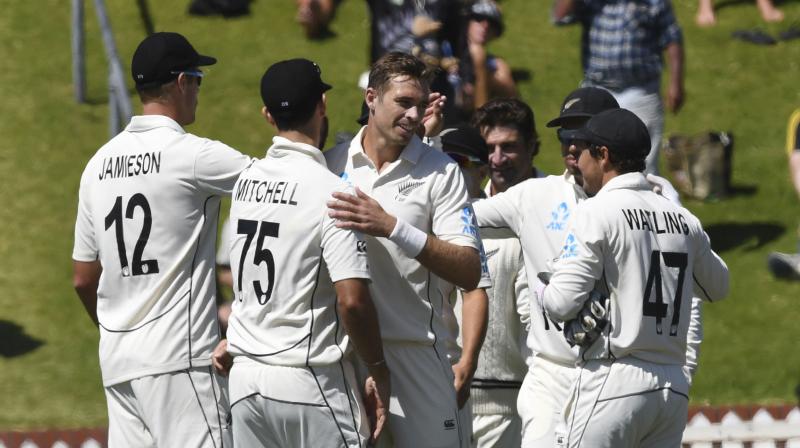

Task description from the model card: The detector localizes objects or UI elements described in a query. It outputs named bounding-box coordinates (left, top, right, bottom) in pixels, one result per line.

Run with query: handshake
left=534, top=272, right=610, bottom=348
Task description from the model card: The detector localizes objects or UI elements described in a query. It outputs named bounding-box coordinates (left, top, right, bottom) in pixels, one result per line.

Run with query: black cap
left=571, top=109, right=650, bottom=159
left=260, top=58, right=332, bottom=121
left=546, top=87, right=620, bottom=128
left=131, top=32, right=216, bottom=89
left=441, top=124, right=489, bottom=165
left=469, top=0, right=504, bottom=37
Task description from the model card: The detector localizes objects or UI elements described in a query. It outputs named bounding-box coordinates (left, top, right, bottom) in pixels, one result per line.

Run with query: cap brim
left=321, top=81, right=332, bottom=92
left=197, top=55, right=217, bottom=66
left=569, top=127, right=597, bottom=143
left=546, top=112, right=593, bottom=128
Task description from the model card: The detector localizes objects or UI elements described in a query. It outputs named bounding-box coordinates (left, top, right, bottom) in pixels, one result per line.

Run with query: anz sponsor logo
left=561, top=233, right=578, bottom=259
left=546, top=202, right=570, bottom=231
left=339, top=172, right=351, bottom=184
left=460, top=206, right=479, bottom=237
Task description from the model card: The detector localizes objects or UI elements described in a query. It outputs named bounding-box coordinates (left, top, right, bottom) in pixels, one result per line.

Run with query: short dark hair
left=368, top=52, right=434, bottom=96
left=136, top=79, right=175, bottom=104
left=587, top=144, right=646, bottom=173
left=271, top=101, right=319, bottom=131
left=472, top=98, right=540, bottom=156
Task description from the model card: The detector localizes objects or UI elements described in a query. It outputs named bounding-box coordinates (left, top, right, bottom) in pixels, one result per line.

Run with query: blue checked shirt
left=573, top=0, right=682, bottom=90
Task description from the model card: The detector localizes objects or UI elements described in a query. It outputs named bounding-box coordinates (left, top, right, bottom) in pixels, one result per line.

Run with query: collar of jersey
left=267, top=136, right=327, bottom=166
left=125, top=115, right=185, bottom=134
left=597, top=172, right=650, bottom=195
left=347, top=126, right=426, bottom=168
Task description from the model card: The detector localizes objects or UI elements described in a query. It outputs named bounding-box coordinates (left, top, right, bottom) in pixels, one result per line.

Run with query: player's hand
left=212, top=339, right=233, bottom=376
left=451, top=359, right=475, bottom=409
left=563, top=290, right=609, bottom=348
left=422, top=92, right=446, bottom=138
left=364, top=368, right=390, bottom=444
left=328, top=188, right=397, bottom=238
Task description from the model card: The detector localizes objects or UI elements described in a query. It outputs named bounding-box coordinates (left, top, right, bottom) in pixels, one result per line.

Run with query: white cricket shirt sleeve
left=73, top=168, right=98, bottom=262
left=321, top=186, right=371, bottom=282
left=689, top=222, right=729, bottom=302
left=543, top=202, right=607, bottom=321
left=194, top=140, right=253, bottom=195
left=514, top=254, right=531, bottom=330
left=430, top=162, right=481, bottom=250
left=472, top=188, right=522, bottom=233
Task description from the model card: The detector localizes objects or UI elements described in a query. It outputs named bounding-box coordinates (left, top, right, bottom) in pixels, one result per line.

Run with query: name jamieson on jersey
left=98, top=152, right=161, bottom=180
left=621, top=208, right=689, bottom=235
left=234, top=178, right=299, bottom=205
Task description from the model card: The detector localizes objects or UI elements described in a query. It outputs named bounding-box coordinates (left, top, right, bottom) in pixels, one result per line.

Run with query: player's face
left=557, top=118, right=589, bottom=187
left=483, top=125, right=534, bottom=192
left=369, top=76, right=429, bottom=149
left=576, top=141, right=602, bottom=196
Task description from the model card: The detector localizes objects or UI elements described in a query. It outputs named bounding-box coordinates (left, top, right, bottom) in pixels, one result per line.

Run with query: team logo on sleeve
left=546, top=202, right=570, bottom=231
left=460, top=206, right=479, bottom=237
left=560, top=233, right=578, bottom=259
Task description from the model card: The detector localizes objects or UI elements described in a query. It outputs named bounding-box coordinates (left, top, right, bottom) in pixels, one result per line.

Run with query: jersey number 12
left=104, top=194, right=160, bottom=277
left=642, top=250, right=687, bottom=336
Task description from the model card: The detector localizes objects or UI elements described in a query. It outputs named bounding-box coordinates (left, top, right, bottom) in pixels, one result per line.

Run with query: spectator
left=296, top=0, right=340, bottom=38
left=696, top=0, right=783, bottom=27
left=552, top=0, right=684, bottom=175
left=459, top=0, right=517, bottom=112
left=767, top=109, right=800, bottom=280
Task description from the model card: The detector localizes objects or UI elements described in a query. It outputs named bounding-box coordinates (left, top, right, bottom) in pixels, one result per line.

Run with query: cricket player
left=326, top=52, right=484, bottom=447
left=441, top=124, right=529, bottom=448
left=224, top=59, right=390, bottom=448
left=72, top=32, right=251, bottom=446
left=540, top=108, right=729, bottom=447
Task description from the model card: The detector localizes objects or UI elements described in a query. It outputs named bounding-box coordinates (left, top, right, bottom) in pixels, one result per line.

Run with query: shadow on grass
left=705, top=222, right=785, bottom=253
left=0, top=320, right=44, bottom=358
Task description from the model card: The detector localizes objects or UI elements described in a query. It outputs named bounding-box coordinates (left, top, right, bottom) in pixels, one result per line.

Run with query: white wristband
left=388, top=218, right=428, bottom=257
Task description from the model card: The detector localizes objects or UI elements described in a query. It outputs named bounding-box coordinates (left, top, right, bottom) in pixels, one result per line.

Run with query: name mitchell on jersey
left=97, top=151, right=161, bottom=180
left=233, top=177, right=299, bottom=206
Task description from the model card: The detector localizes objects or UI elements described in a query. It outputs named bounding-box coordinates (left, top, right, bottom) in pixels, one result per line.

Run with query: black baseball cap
left=546, top=87, right=620, bottom=128
left=441, top=124, right=489, bottom=165
left=469, top=0, right=504, bottom=37
left=260, top=58, right=332, bottom=121
left=571, top=108, right=650, bottom=159
left=131, top=32, right=216, bottom=89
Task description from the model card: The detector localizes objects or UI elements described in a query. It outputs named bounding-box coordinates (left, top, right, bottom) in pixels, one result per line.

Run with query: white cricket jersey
left=543, top=172, right=729, bottom=366
left=325, top=127, right=481, bottom=344
left=473, top=171, right=586, bottom=365
left=226, top=137, right=370, bottom=366
left=72, top=115, right=252, bottom=386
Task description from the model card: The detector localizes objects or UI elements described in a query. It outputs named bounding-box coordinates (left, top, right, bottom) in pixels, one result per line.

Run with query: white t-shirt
left=72, top=115, right=252, bottom=386
left=325, top=127, right=481, bottom=344
left=543, top=172, right=729, bottom=370
left=473, top=172, right=587, bottom=364
left=226, top=137, right=370, bottom=366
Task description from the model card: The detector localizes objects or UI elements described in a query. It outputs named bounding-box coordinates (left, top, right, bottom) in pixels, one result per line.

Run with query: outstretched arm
left=328, top=188, right=482, bottom=290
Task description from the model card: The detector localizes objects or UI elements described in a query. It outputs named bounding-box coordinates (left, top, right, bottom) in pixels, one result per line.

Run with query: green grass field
left=1, top=0, right=798, bottom=430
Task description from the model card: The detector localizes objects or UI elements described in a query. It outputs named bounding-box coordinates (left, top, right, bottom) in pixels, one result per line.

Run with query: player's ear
left=365, top=87, right=378, bottom=112
left=262, top=106, right=277, bottom=128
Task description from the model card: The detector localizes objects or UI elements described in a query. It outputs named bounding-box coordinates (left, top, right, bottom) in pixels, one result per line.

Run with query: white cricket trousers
left=517, top=357, right=577, bottom=448
left=559, top=357, right=689, bottom=448
left=104, top=365, right=230, bottom=448
left=229, top=359, right=368, bottom=448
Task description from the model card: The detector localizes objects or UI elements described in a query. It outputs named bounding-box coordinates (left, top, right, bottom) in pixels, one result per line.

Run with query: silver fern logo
left=395, top=180, right=424, bottom=201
